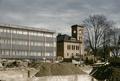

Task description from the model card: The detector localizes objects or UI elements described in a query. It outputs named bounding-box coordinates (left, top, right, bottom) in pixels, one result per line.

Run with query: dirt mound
left=32, top=63, right=86, bottom=77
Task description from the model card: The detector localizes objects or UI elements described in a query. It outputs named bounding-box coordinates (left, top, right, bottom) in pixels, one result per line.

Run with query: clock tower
left=71, top=24, right=84, bottom=56
left=71, top=24, right=84, bottom=42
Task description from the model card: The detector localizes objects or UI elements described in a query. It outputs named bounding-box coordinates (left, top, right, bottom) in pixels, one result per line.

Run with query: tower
left=71, top=24, right=84, bottom=56
left=71, top=24, right=84, bottom=42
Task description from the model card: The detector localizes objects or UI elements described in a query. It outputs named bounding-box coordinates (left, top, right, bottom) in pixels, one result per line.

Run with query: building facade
left=0, top=24, right=56, bottom=60
left=57, top=25, right=84, bottom=61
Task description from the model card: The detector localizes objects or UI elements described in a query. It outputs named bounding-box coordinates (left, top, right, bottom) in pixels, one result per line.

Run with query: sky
left=0, top=0, right=120, bottom=35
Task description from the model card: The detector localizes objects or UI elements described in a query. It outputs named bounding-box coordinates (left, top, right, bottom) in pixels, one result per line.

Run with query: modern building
left=0, top=24, right=56, bottom=60
left=57, top=25, right=84, bottom=61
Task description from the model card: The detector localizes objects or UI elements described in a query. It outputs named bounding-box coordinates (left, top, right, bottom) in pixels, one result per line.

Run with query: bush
left=109, top=57, right=120, bottom=66
left=6, top=61, right=19, bottom=68
left=85, top=57, right=94, bottom=65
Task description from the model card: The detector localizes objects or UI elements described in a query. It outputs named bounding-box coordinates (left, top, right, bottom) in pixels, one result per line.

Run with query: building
left=57, top=25, right=84, bottom=61
left=0, top=24, right=56, bottom=60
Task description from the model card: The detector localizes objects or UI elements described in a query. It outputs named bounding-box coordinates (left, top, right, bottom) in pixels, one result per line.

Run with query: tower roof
left=71, top=24, right=84, bottom=28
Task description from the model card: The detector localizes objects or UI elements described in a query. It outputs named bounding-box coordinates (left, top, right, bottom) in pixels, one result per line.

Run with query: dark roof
left=71, top=24, right=84, bottom=28
left=57, top=34, right=81, bottom=43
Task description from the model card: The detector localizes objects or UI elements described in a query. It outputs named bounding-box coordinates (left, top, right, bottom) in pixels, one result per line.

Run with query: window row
left=0, top=28, right=53, bottom=37
left=0, top=28, right=10, bottom=33
left=66, top=53, right=80, bottom=56
left=0, top=39, right=54, bottom=47
left=67, top=45, right=80, bottom=50
left=0, top=50, right=53, bottom=57
left=44, top=34, right=53, bottom=37
left=45, top=43, right=54, bottom=47
left=0, top=50, right=28, bottom=56
left=0, top=39, right=28, bottom=45
left=0, top=28, right=28, bottom=35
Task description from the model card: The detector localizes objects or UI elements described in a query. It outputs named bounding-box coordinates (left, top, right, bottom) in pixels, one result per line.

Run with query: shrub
left=109, top=57, right=120, bottom=66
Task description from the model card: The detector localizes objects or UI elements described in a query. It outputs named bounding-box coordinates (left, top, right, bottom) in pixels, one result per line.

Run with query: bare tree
left=83, top=15, right=114, bottom=58
left=110, top=28, right=120, bottom=57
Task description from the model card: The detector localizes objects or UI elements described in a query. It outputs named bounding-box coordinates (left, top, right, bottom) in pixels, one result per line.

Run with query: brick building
left=57, top=25, right=84, bottom=61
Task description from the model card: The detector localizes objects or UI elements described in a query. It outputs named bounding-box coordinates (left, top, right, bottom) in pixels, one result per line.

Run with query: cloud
left=0, top=0, right=120, bottom=35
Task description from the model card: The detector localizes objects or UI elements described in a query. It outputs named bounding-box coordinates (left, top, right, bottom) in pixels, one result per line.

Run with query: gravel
left=30, top=62, right=86, bottom=77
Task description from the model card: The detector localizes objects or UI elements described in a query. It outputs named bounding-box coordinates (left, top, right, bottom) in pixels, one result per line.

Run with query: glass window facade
left=0, top=25, right=56, bottom=60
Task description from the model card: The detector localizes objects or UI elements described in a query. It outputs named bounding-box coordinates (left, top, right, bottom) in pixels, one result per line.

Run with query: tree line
left=83, top=14, right=120, bottom=61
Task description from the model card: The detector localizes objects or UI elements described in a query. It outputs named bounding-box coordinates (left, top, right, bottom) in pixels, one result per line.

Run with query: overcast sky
left=0, top=0, right=120, bottom=35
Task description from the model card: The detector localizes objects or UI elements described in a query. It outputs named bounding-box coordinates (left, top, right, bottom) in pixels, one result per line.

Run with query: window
left=78, top=46, right=79, bottom=50
left=45, top=43, right=50, bottom=47
left=0, top=50, right=1, bottom=54
left=53, top=51, right=56, bottom=56
left=54, top=42, right=56, bottom=47
left=11, top=40, right=27, bottom=45
left=30, top=52, right=33, bottom=56
left=76, top=53, right=79, bottom=56
left=21, top=51, right=24, bottom=56
left=38, top=32, right=43, bottom=36
left=33, top=32, right=36, bottom=36
left=4, top=40, right=7, bottom=44
left=31, top=32, right=34, bottom=35
left=2, top=50, right=4, bottom=55
left=6, top=29, right=10, bottom=33
left=12, top=51, right=16, bottom=55
left=76, top=46, right=77, bottom=50
left=4, top=50, right=9, bottom=55
left=72, top=53, right=74, bottom=56
left=35, top=32, right=38, bottom=36
left=34, top=42, right=37, bottom=46
left=34, top=52, right=37, bottom=56
left=37, top=42, right=43, bottom=46
left=18, top=51, right=21, bottom=56
left=53, top=35, right=56, bottom=38
left=29, top=32, right=34, bottom=35
left=0, top=28, right=3, bottom=32
left=33, top=52, right=37, bottom=56
left=67, top=45, right=71, bottom=50
left=3, top=28, right=7, bottom=32
left=24, top=51, right=27, bottom=56
left=72, top=45, right=75, bottom=50
left=38, top=52, right=41, bottom=56
left=12, top=29, right=17, bottom=34
left=18, top=40, right=20, bottom=45
left=79, top=29, right=82, bottom=34
left=45, top=52, right=51, bottom=56
left=15, top=51, right=18, bottom=56
left=67, top=53, right=69, bottom=56
left=79, top=37, right=81, bottom=40
left=31, top=41, right=34, bottom=46
left=44, top=34, right=52, bottom=37
left=23, top=31, right=27, bottom=35
left=79, top=36, right=82, bottom=40
left=17, top=30, right=23, bottom=34
left=0, top=39, right=4, bottom=44
left=45, top=43, right=53, bottom=47
left=76, top=46, right=79, bottom=50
